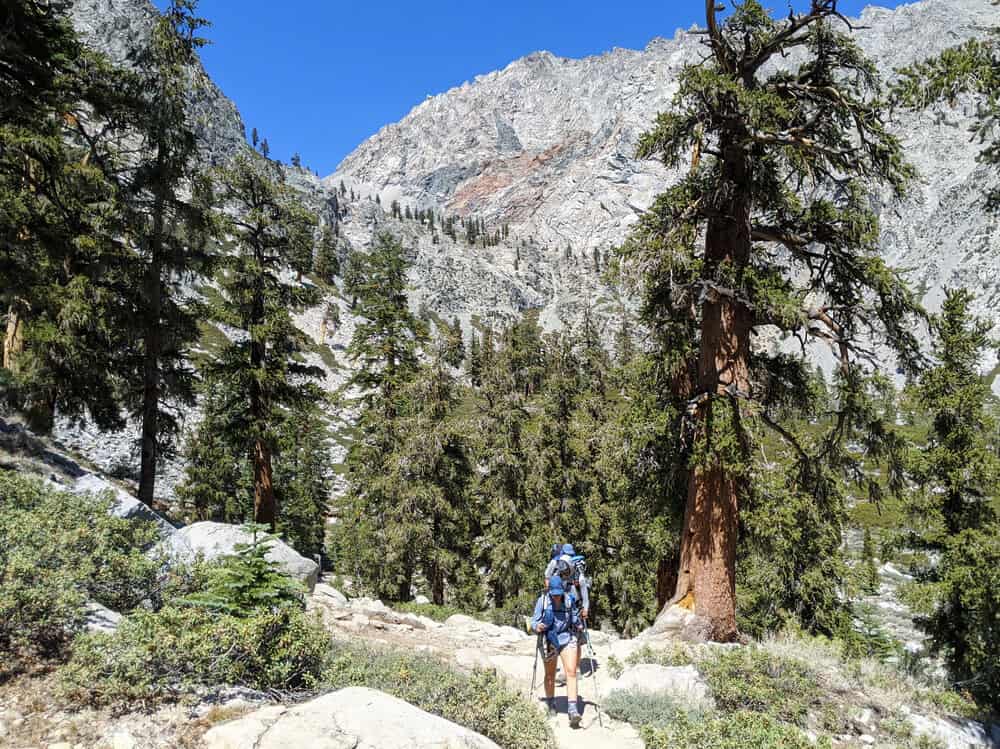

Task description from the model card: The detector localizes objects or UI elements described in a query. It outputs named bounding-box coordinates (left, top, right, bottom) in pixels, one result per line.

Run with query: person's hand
left=536, top=622, right=547, bottom=633
left=581, top=608, right=589, bottom=620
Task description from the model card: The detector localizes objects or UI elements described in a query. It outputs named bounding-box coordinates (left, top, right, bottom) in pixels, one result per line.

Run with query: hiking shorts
left=543, top=635, right=578, bottom=661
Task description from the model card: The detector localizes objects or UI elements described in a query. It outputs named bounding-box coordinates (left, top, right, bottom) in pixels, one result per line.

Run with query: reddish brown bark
left=664, top=139, right=752, bottom=642
left=252, top=437, right=276, bottom=529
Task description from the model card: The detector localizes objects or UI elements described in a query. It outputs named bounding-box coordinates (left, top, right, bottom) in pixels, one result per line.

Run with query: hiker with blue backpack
left=530, top=574, right=585, bottom=727
left=543, top=543, right=589, bottom=622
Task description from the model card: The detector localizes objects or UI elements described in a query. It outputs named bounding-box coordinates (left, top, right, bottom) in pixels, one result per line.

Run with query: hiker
left=531, top=574, right=585, bottom=727
left=544, top=543, right=589, bottom=621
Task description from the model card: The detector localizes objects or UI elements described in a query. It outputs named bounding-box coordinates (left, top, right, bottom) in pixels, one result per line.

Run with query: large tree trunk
left=249, top=319, right=276, bottom=528
left=656, top=553, right=679, bottom=611
left=252, top=437, right=276, bottom=529
left=660, top=143, right=752, bottom=642
left=431, top=565, right=445, bottom=606
left=3, top=298, right=26, bottom=373
left=138, top=171, right=167, bottom=506
left=138, top=256, right=162, bottom=507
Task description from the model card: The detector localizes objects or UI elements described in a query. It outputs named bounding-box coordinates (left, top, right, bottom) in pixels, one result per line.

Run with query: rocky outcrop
left=84, top=601, right=123, bottom=634
left=601, top=664, right=713, bottom=710
left=201, top=687, right=502, bottom=749
left=69, top=0, right=246, bottom=164
left=154, top=521, right=319, bottom=590
left=0, top=417, right=175, bottom=538
left=325, top=0, right=1000, bottom=349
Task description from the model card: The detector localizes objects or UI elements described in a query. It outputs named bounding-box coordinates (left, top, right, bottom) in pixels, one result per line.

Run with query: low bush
left=625, top=642, right=694, bottom=668
left=393, top=601, right=468, bottom=622
left=60, top=526, right=328, bottom=708
left=62, top=604, right=329, bottom=707
left=0, top=473, right=162, bottom=661
left=697, top=646, right=822, bottom=725
left=603, top=688, right=690, bottom=730
left=321, top=641, right=552, bottom=749
left=641, top=710, right=830, bottom=749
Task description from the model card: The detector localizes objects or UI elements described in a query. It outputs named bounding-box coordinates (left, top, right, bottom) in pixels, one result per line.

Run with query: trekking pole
left=528, top=632, right=543, bottom=699
left=581, top=621, right=604, bottom=727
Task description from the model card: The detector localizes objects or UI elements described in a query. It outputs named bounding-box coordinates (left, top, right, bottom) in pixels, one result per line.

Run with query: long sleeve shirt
left=530, top=593, right=580, bottom=649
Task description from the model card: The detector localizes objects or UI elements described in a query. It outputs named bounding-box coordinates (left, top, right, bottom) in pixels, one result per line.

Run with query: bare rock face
left=155, top=521, right=319, bottom=591
left=201, top=687, right=502, bottom=749
left=69, top=0, right=246, bottom=164
left=324, top=0, right=1000, bottom=341
left=60, top=0, right=1000, bottom=499
left=71, top=0, right=1000, bottom=343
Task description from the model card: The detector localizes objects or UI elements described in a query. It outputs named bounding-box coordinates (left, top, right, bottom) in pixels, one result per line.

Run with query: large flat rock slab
left=202, top=687, right=501, bottom=749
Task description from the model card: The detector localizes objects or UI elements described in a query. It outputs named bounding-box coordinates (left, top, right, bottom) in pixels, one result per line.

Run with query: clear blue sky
left=166, top=0, right=905, bottom=176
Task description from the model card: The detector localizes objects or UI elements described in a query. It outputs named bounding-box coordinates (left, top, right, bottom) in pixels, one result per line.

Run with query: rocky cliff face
left=69, top=0, right=247, bottom=164
left=70, top=0, right=1000, bottom=341
left=64, top=0, right=1000, bottom=496
left=321, top=0, right=1000, bottom=341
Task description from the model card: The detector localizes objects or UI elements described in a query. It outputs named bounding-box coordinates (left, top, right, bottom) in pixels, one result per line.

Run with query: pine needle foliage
left=183, top=524, right=304, bottom=616
left=620, top=0, right=925, bottom=637
left=893, top=14, right=1000, bottom=209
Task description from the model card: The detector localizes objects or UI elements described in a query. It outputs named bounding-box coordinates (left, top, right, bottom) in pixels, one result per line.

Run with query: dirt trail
left=309, top=586, right=645, bottom=749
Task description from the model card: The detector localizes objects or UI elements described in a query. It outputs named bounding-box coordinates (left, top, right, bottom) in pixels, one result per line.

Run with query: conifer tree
left=175, top=377, right=251, bottom=522
left=313, top=223, right=340, bottom=283
left=467, top=332, right=482, bottom=386
left=341, top=249, right=364, bottom=310
left=476, top=316, right=547, bottom=607
left=207, top=143, right=322, bottom=529
left=526, top=333, right=589, bottom=533
left=273, top=399, right=333, bottom=558
left=339, top=233, right=427, bottom=599
left=444, top=317, right=465, bottom=368
left=860, top=528, right=880, bottom=595
left=902, top=289, right=1000, bottom=709
left=0, top=0, right=137, bottom=431
left=624, top=0, right=922, bottom=640
left=124, top=0, right=216, bottom=507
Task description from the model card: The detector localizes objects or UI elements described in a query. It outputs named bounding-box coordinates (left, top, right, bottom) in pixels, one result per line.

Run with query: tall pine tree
left=902, top=289, right=1000, bottom=709
left=624, top=0, right=921, bottom=640
left=124, top=0, right=216, bottom=506
left=207, top=143, right=322, bottom=529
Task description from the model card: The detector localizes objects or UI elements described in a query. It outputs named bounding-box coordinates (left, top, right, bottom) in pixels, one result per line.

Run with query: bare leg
left=560, top=643, right=580, bottom=714
left=543, top=652, right=557, bottom=700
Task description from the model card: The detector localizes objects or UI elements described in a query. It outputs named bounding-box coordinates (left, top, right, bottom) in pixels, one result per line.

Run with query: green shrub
left=393, top=601, right=468, bottom=623
left=604, top=688, right=690, bottom=730
left=641, top=711, right=830, bottom=749
left=321, top=641, right=552, bottom=749
left=841, top=603, right=901, bottom=662
left=625, top=643, right=693, bottom=668
left=697, top=647, right=822, bottom=725
left=183, top=524, right=305, bottom=615
left=0, top=473, right=161, bottom=660
left=61, top=604, right=329, bottom=707
left=916, top=687, right=983, bottom=720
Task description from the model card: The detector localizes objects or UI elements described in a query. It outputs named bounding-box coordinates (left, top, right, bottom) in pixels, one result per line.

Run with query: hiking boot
left=568, top=705, right=581, bottom=728
left=544, top=698, right=558, bottom=717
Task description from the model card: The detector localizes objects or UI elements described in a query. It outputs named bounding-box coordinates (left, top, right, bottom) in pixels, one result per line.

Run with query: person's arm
left=579, top=576, right=590, bottom=616
left=530, top=596, right=547, bottom=633
left=543, top=559, right=556, bottom=585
